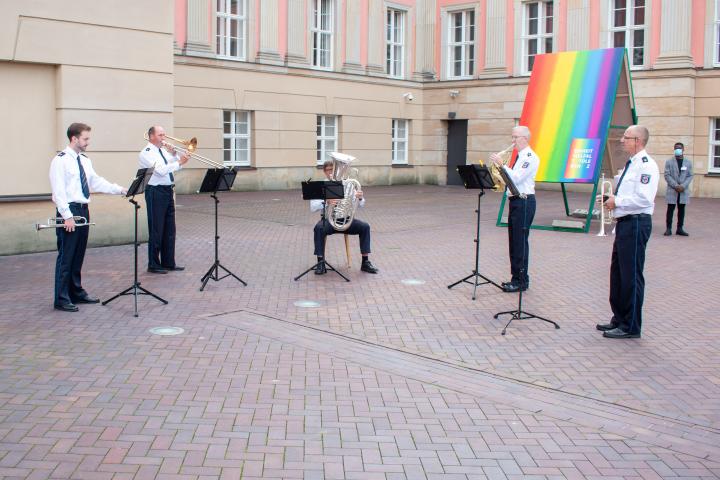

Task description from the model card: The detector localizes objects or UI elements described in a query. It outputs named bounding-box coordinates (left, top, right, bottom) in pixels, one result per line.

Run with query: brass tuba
left=325, top=152, right=362, bottom=231
left=479, top=145, right=521, bottom=196
left=596, top=173, right=614, bottom=236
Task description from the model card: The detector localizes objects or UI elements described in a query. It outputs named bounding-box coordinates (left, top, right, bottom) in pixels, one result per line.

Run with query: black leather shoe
left=147, top=267, right=168, bottom=274
left=663, top=229, right=672, bottom=236
left=676, top=229, right=689, bottom=236
left=603, top=327, right=640, bottom=339
left=164, top=265, right=185, bottom=271
left=314, top=263, right=327, bottom=275
left=502, top=283, right=527, bottom=293
left=73, top=295, right=100, bottom=304
left=54, top=303, right=79, bottom=312
left=361, top=261, right=379, bottom=274
left=595, top=322, right=617, bottom=331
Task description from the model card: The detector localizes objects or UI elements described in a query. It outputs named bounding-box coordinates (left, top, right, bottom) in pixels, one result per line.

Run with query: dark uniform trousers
left=55, top=203, right=90, bottom=306
left=314, top=219, right=371, bottom=257
left=609, top=214, right=652, bottom=335
left=508, top=195, right=536, bottom=287
left=145, top=185, right=177, bottom=269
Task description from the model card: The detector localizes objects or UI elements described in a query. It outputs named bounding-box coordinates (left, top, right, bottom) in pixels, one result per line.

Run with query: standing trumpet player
left=597, top=125, right=659, bottom=339
left=490, top=126, right=539, bottom=293
left=140, top=126, right=189, bottom=274
left=50, top=123, right=127, bottom=312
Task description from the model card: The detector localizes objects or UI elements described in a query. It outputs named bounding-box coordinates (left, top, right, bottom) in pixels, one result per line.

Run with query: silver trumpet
left=35, top=216, right=95, bottom=231
left=596, top=173, right=614, bottom=236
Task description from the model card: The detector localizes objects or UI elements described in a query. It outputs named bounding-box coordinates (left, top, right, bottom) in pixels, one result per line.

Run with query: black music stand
left=294, top=180, right=349, bottom=282
left=103, top=167, right=168, bottom=317
left=198, top=168, right=247, bottom=291
left=448, top=165, right=502, bottom=299
left=494, top=188, right=560, bottom=335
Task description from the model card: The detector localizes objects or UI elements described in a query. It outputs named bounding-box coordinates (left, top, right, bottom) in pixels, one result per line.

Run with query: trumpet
left=596, top=173, right=614, bottom=236
left=35, top=216, right=95, bottom=231
left=144, top=133, right=227, bottom=169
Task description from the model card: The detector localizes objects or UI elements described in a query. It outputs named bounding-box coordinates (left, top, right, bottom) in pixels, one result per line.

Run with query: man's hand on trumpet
left=603, top=194, right=616, bottom=210
left=489, top=152, right=503, bottom=166
left=64, top=217, right=76, bottom=233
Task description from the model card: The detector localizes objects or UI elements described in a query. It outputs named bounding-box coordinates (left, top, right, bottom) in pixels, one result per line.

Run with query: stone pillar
left=413, top=0, right=437, bottom=80
left=256, top=0, right=283, bottom=64
left=483, top=0, right=509, bottom=75
left=286, top=0, right=308, bottom=66
left=654, top=0, right=694, bottom=68
left=343, top=0, right=364, bottom=73
left=185, top=0, right=213, bottom=54
left=366, top=0, right=385, bottom=75
left=566, top=0, right=590, bottom=51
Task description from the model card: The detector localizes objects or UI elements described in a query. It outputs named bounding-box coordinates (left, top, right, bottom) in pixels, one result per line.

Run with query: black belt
left=616, top=213, right=651, bottom=223
left=68, top=202, right=88, bottom=208
left=147, top=184, right=174, bottom=189
left=509, top=194, right=535, bottom=200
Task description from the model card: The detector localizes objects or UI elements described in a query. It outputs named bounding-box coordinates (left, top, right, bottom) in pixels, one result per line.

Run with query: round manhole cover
left=401, top=279, right=426, bottom=285
left=294, top=300, right=321, bottom=308
left=149, top=326, right=185, bottom=336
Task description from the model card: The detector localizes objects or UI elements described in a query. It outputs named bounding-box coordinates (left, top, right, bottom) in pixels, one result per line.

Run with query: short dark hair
left=323, top=160, right=334, bottom=170
left=148, top=126, right=156, bottom=137
left=67, top=123, right=91, bottom=141
left=674, top=142, right=684, bottom=148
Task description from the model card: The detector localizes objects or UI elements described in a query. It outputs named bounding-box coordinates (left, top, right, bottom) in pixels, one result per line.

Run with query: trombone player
left=490, top=126, right=539, bottom=293
left=140, top=126, right=189, bottom=274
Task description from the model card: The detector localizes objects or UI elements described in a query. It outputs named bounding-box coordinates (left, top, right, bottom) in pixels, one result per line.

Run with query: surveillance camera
left=403, top=92, right=414, bottom=101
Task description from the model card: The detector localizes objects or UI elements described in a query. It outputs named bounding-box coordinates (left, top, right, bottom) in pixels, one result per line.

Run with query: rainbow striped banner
left=520, top=48, right=627, bottom=183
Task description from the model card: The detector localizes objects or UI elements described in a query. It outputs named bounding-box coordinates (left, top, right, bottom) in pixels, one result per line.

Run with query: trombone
left=35, top=216, right=95, bottom=231
left=144, top=133, right=227, bottom=169
left=596, top=173, right=614, bottom=236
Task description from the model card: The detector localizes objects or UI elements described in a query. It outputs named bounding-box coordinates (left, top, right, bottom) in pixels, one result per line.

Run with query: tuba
left=479, top=145, right=521, bottom=196
left=596, top=173, right=614, bottom=236
left=325, top=152, right=362, bottom=231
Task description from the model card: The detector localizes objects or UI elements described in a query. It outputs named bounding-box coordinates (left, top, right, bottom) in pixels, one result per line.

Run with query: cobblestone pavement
left=1, top=185, right=719, bottom=479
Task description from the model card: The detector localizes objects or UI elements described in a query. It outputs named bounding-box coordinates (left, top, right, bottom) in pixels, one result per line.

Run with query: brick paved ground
left=1, top=185, right=719, bottom=479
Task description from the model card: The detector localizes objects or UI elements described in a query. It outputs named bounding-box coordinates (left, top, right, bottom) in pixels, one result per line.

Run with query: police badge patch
left=522, top=162, right=530, bottom=168
left=640, top=174, right=650, bottom=184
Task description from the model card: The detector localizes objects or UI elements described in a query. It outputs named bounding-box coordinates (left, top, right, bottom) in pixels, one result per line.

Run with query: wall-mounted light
left=449, top=90, right=460, bottom=98
left=402, top=92, right=414, bottom=102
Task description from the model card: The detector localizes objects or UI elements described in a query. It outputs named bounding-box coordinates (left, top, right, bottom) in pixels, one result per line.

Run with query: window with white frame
left=392, top=119, right=409, bottom=164
left=522, top=1, right=553, bottom=73
left=710, top=118, right=720, bottom=173
left=312, top=0, right=333, bottom=69
left=216, top=0, right=247, bottom=59
left=317, top=115, right=337, bottom=164
left=609, top=0, right=646, bottom=68
left=715, top=0, right=720, bottom=65
left=447, top=9, right=475, bottom=78
left=386, top=8, right=405, bottom=78
left=223, top=110, right=251, bottom=166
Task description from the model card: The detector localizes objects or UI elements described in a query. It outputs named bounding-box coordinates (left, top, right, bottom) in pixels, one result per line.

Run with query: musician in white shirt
left=491, top=125, right=539, bottom=293
left=139, top=125, right=189, bottom=273
left=49, top=123, right=127, bottom=312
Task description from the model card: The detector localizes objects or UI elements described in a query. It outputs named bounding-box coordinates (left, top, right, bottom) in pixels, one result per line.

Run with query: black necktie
left=77, top=155, right=90, bottom=199
left=614, top=158, right=632, bottom=195
left=158, top=148, right=174, bottom=183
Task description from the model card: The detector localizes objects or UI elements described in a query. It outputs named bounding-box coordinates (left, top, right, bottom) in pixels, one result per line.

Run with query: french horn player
left=310, top=155, right=379, bottom=275
left=489, top=125, right=540, bottom=293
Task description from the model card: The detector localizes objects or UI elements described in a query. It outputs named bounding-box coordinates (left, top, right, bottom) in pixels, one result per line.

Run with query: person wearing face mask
left=663, top=142, right=693, bottom=236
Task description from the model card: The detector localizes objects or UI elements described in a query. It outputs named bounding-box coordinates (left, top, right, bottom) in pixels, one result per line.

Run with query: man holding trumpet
left=139, top=125, right=189, bottom=274
left=597, top=125, right=658, bottom=339
left=491, top=125, right=539, bottom=293
left=50, top=123, right=127, bottom=312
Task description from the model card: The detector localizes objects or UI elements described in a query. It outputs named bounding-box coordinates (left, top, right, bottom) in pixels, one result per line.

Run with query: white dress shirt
left=613, top=149, right=659, bottom=218
left=502, top=146, right=539, bottom=196
left=138, top=142, right=182, bottom=186
left=49, top=146, right=124, bottom=220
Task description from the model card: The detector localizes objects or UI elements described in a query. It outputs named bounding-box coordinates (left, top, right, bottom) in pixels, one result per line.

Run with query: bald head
left=628, top=125, right=649, bottom=147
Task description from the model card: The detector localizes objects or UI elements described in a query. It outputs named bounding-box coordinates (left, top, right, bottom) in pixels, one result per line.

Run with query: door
left=446, top=120, right=468, bottom=186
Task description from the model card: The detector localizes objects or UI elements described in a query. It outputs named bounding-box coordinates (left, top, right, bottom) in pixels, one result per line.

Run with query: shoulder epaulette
left=57, top=151, right=66, bottom=157
left=527, top=152, right=532, bottom=157
left=145, top=147, right=151, bottom=151
left=642, top=156, right=648, bottom=163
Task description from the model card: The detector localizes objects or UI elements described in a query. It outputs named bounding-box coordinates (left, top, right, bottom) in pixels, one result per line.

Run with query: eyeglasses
left=511, top=135, right=527, bottom=139
left=622, top=135, right=638, bottom=140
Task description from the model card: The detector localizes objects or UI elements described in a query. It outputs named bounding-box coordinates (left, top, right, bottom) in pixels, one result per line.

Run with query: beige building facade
left=1, top=0, right=719, bottom=254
